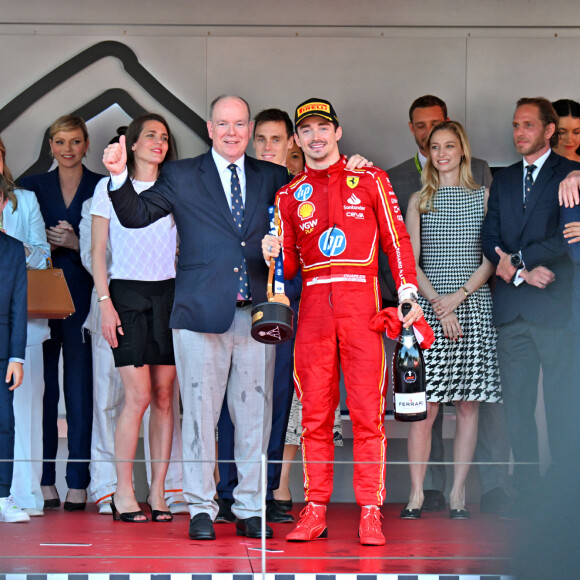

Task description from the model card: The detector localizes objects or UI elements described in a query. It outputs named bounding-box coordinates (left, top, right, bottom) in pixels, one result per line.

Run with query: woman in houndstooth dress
left=402, top=121, right=500, bottom=520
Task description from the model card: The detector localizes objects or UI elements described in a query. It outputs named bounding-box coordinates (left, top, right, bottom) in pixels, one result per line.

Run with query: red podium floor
left=0, top=503, right=515, bottom=577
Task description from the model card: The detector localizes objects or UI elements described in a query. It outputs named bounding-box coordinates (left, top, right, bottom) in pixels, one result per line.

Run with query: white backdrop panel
left=0, top=35, right=208, bottom=177
left=207, top=36, right=467, bottom=171
left=466, top=37, right=580, bottom=167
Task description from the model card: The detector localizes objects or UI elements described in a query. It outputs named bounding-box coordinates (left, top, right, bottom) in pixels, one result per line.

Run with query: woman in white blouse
left=1, top=137, right=50, bottom=516
left=91, top=114, right=177, bottom=523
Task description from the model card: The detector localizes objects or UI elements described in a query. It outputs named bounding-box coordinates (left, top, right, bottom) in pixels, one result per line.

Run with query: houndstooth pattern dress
left=418, top=186, right=501, bottom=403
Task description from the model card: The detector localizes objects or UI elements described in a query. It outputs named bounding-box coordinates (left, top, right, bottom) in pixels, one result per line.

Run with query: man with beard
left=481, top=97, right=579, bottom=517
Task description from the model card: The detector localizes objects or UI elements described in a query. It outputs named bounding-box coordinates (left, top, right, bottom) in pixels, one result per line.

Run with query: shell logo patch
left=298, top=202, right=315, bottom=220
left=294, top=183, right=313, bottom=201
left=346, top=176, right=359, bottom=189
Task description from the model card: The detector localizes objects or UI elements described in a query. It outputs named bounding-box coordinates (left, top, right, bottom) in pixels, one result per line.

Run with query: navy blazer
left=0, top=232, right=27, bottom=361
left=109, top=151, right=290, bottom=334
left=561, top=203, right=580, bottom=333
left=482, top=151, right=580, bottom=327
left=19, top=167, right=103, bottom=316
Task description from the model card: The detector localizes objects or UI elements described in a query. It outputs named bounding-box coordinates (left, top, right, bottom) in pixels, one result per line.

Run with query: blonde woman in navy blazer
left=19, top=115, right=103, bottom=511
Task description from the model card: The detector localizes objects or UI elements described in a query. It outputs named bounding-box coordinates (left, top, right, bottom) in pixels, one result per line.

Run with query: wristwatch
left=510, top=253, right=523, bottom=269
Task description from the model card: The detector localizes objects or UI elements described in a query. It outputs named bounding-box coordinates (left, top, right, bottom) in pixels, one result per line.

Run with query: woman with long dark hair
left=91, top=113, right=178, bottom=522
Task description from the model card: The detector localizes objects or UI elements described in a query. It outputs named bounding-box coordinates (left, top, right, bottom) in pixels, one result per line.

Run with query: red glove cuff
left=369, top=307, right=435, bottom=349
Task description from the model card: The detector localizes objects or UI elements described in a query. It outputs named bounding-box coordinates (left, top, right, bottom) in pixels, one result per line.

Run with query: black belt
left=236, top=300, right=252, bottom=308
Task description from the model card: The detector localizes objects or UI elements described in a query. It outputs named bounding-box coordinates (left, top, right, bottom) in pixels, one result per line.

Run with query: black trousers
left=497, top=318, right=576, bottom=494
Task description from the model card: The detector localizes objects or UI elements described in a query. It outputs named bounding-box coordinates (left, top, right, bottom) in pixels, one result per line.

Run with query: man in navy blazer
left=481, top=97, right=579, bottom=512
left=104, top=96, right=290, bottom=540
left=0, top=182, right=29, bottom=523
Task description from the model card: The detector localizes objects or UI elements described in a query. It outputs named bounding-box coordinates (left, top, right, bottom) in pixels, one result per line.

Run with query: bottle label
left=404, top=370, right=417, bottom=383
left=394, top=392, right=427, bottom=414
left=398, top=335, right=417, bottom=346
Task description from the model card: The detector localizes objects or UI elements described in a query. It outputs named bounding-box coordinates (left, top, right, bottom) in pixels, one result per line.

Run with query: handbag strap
left=46, top=256, right=54, bottom=270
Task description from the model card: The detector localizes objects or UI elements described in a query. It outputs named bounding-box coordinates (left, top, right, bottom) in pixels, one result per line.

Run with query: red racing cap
left=294, top=98, right=339, bottom=129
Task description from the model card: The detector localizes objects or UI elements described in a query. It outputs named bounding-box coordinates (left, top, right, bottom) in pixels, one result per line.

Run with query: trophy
left=251, top=206, right=294, bottom=344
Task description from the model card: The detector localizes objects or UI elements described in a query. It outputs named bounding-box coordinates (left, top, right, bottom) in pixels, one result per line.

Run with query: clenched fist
left=103, top=134, right=128, bottom=176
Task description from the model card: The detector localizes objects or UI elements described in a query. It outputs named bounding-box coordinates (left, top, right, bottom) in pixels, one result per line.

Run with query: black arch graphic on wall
left=0, top=40, right=211, bottom=177
left=19, top=88, right=150, bottom=178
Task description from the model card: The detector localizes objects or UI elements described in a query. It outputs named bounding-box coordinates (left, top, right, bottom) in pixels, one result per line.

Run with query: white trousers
left=174, top=306, right=275, bottom=521
left=11, top=344, right=44, bottom=510
left=88, top=330, right=184, bottom=504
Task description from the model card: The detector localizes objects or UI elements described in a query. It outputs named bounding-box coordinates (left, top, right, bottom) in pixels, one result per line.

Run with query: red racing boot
left=286, top=502, right=327, bottom=541
left=358, top=505, right=385, bottom=545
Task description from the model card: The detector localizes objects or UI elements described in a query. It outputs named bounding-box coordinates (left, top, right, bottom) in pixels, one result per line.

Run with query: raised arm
left=103, top=135, right=174, bottom=229
left=103, top=135, right=128, bottom=176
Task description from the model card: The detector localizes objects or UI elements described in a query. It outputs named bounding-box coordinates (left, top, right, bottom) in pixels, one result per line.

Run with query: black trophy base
left=251, top=301, right=294, bottom=344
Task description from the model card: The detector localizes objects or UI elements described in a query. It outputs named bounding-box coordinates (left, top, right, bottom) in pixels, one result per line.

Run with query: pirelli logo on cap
left=295, top=98, right=339, bottom=127
left=297, top=102, right=331, bottom=117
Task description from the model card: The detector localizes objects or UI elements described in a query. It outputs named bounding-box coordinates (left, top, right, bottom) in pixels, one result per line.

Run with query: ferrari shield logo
left=347, top=176, right=359, bottom=189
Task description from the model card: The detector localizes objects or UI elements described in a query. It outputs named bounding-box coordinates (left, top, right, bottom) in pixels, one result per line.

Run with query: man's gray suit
left=109, top=151, right=290, bottom=520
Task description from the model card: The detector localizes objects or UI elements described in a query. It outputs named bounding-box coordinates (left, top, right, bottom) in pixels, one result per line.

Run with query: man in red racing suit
left=263, top=98, right=422, bottom=545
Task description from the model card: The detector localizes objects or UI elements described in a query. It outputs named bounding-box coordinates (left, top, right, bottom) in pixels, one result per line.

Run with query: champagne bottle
left=393, top=302, right=427, bottom=422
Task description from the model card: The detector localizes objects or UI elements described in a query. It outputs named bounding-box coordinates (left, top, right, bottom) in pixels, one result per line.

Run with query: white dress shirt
left=211, top=149, right=246, bottom=208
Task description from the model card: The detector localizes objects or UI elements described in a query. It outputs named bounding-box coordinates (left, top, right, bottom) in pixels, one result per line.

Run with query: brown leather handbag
left=27, top=258, right=75, bottom=319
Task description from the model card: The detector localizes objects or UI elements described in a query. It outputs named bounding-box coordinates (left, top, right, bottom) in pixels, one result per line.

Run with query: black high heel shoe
left=42, top=485, right=61, bottom=510
left=111, top=494, right=149, bottom=523
left=146, top=497, right=173, bottom=522
left=64, top=488, right=87, bottom=512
